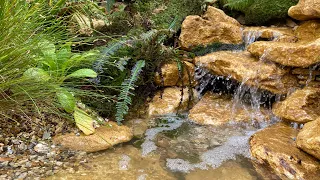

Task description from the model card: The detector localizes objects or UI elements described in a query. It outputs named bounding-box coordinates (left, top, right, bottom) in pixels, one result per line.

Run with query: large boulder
left=148, top=87, right=197, bottom=117
left=289, top=0, right=320, bottom=20
left=154, top=61, right=196, bottom=87
left=250, top=123, right=320, bottom=179
left=53, top=122, right=133, bottom=152
left=273, top=87, right=320, bottom=123
left=188, top=92, right=270, bottom=126
left=194, top=51, right=298, bottom=94
left=297, top=118, right=320, bottom=160
left=179, top=6, right=242, bottom=50
left=247, top=39, right=320, bottom=68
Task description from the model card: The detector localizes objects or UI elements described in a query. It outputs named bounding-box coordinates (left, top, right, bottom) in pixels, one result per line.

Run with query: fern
left=115, top=60, right=145, bottom=124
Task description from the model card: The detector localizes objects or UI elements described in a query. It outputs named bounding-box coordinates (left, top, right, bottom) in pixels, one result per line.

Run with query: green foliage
left=115, top=60, right=145, bottom=124
left=223, top=0, right=298, bottom=25
left=133, top=0, right=204, bottom=31
left=0, top=1, right=112, bottom=134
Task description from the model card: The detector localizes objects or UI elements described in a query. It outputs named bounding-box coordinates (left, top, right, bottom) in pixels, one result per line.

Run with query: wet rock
left=243, top=26, right=297, bottom=43
left=47, top=145, right=176, bottom=180
left=250, top=123, right=320, bottom=179
left=289, top=0, right=320, bottom=20
left=294, top=20, right=320, bottom=42
left=179, top=6, right=242, bottom=50
left=53, top=122, right=133, bottom=152
left=195, top=51, right=298, bottom=94
left=188, top=92, right=270, bottom=126
left=148, top=87, right=197, bottom=117
left=125, top=118, right=149, bottom=138
left=247, top=39, right=320, bottom=68
left=273, top=87, right=320, bottom=123
left=297, top=118, right=320, bottom=160
left=154, top=61, right=196, bottom=87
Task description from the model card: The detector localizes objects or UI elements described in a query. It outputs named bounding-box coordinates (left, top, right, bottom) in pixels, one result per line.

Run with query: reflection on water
left=49, top=116, right=277, bottom=180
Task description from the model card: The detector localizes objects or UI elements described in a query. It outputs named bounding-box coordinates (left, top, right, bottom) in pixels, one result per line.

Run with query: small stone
left=56, top=161, right=63, bottom=166
left=17, top=172, right=27, bottom=179
left=25, top=161, right=32, bottom=168
left=34, top=143, right=50, bottom=154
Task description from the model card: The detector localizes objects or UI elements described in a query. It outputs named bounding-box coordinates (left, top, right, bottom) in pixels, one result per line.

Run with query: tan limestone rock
left=297, top=118, right=320, bottom=160
left=188, top=92, right=270, bottom=126
left=250, top=123, right=320, bottom=180
left=148, top=87, right=197, bottom=117
left=47, top=145, right=175, bottom=180
left=295, top=20, right=320, bottom=42
left=247, top=39, right=320, bottom=68
left=289, top=0, right=320, bottom=20
left=273, top=87, right=320, bottom=123
left=243, top=26, right=297, bottom=43
left=53, top=122, right=133, bottom=152
left=154, top=61, right=196, bottom=87
left=194, top=51, right=298, bottom=94
left=179, top=6, right=242, bottom=50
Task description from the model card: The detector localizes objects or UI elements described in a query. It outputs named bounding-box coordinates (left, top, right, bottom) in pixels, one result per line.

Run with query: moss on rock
left=222, top=0, right=298, bottom=25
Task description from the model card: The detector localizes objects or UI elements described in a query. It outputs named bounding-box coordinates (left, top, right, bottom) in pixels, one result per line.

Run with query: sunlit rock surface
left=148, top=87, right=197, bottom=117
left=294, top=20, right=320, bottom=42
left=188, top=92, right=270, bottom=126
left=47, top=145, right=175, bottom=180
left=53, top=122, right=133, bottom=152
left=297, top=118, right=320, bottom=160
left=273, top=87, right=320, bottom=123
left=154, top=61, right=196, bottom=87
left=243, top=26, right=297, bottom=43
left=250, top=123, right=320, bottom=180
left=289, top=0, right=320, bottom=20
left=194, top=51, right=298, bottom=94
left=179, top=6, right=242, bottom=50
left=248, top=39, right=320, bottom=68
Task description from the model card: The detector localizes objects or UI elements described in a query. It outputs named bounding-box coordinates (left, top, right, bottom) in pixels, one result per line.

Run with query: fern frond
left=115, top=60, right=145, bottom=124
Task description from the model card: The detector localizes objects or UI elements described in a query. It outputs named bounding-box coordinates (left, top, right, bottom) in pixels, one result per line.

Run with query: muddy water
left=48, top=115, right=276, bottom=180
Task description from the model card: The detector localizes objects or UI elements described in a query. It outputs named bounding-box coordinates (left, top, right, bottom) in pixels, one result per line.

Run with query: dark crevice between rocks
left=191, top=43, right=245, bottom=56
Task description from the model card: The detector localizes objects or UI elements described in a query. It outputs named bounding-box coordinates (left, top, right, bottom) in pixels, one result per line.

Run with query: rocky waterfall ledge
left=147, top=5, right=320, bottom=179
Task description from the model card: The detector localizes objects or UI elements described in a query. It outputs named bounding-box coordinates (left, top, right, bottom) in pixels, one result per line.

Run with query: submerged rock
left=188, top=92, right=270, bottom=126
left=47, top=145, right=175, bottom=180
left=154, top=61, right=196, bottom=87
left=194, top=51, right=298, bottom=94
left=273, top=87, right=320, bottom=123
left=148, top=87, right=197, bottom=117
left=185, top=161, right=257, bottom=180
left=297, top=118, right=320, bottom=160
left=53, top=122, right=133, bottom=152
left=250, top=123, right=320, bottom=180
left=289, top=0, right=320, bottom=20
left=179, top=6, right=242, bottom=50
left=247, top=39, right=320, bottom=68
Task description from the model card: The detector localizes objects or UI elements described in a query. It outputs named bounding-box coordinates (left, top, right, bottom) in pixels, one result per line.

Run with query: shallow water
left=48, top=115, right=276, bottom=180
